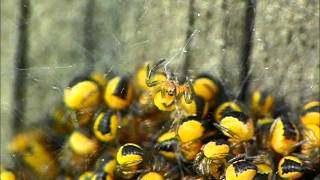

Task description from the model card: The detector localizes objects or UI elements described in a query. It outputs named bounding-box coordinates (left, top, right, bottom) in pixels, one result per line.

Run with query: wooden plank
left=251, top=0, right=320, bottom=112
left=1, top=0, right=319, bottom=165
left=24, top=0, right=88, bottom=125
left=1, top=0, right=191, bottom=129
left=93, top=0, right=190, bottom=73
left=1, top=0, right=19, bottom=165
left=186, top=0, right=246, bottom=97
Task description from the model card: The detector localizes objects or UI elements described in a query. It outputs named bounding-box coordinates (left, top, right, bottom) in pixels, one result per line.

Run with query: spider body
left=146, top=59, right=193, bottom=111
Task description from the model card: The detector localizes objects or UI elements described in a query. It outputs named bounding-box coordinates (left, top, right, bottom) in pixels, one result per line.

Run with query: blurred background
left=1, top=0, right=319, bottom=165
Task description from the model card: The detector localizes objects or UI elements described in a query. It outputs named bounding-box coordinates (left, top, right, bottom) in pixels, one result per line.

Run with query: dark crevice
left=83, top=0, right=96, bottom=73
left=238, top=0, right=256, bottom=101
left=12, top=0, right=30, bottom=134
left=221, top=0, right=229, bottom=78
left=298, top=63, right=304, bottom=109
left=203, top=3, right=213, bottom=45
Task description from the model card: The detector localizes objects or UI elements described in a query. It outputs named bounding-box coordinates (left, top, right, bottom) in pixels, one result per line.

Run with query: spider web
left=1, top=0, right=319, bottom=169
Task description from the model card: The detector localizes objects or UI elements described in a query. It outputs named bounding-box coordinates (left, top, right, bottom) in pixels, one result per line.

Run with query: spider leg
left=70, top=110, right=80, bottom=129
left=268, top=117, right=279, bottom=141
left=271, top=171, right=278, bottom=180
left=146, top=59, right=166, bottom=87
left=228, top=154, right=246, bottom=164
left=213, top=123, right=241, bottom=140
left=175, top=147, right=185, bottom=177
left=183, top=77, right=194, bottom=104
left=173, top=88, right=183, bottom=114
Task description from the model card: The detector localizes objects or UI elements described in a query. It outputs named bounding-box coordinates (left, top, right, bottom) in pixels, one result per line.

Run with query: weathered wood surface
left=1, top=0, right=319, bottom=164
